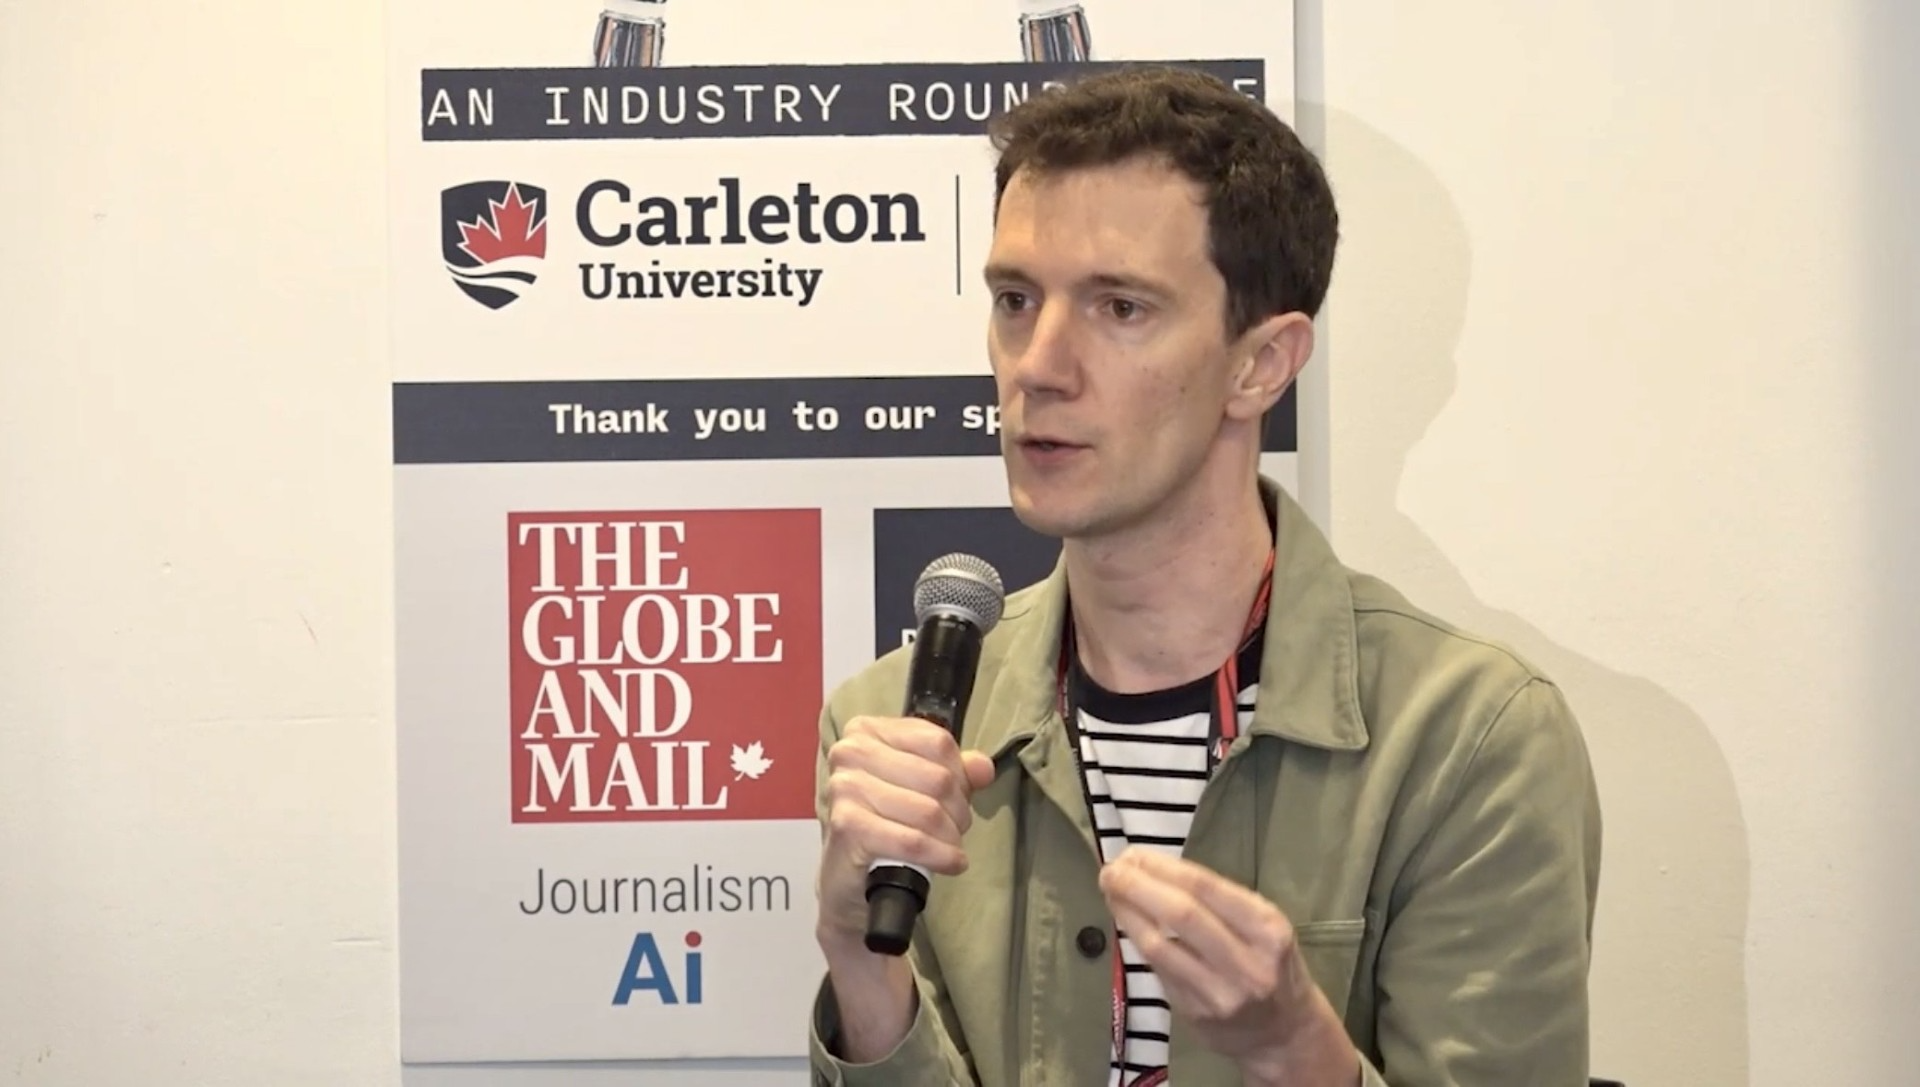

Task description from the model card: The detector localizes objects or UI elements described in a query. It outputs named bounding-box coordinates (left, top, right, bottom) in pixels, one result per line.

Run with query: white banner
left=389, top=0, right=1299, bottom=1065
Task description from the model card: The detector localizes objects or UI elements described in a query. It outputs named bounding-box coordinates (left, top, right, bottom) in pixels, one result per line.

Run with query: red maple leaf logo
left=457, top=184, right=547, bottom=265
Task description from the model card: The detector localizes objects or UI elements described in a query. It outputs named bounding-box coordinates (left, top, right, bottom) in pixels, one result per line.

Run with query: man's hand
left=817, top=714, right=996, bottom=949
left=814, top=715, right=996, bottom=1063
left=1098, top=849, right=1361, bottom=1087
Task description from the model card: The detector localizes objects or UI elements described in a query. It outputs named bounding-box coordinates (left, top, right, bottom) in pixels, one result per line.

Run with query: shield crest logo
left=441, top=180, right=548, bottom=310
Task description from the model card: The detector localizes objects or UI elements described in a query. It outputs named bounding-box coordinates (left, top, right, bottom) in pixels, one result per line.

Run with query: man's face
left=984, top=156, right=1246, bottom=542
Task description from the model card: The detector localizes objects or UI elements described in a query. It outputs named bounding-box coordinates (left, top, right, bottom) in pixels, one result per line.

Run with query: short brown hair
left=987, top=64, right=1339, bottom=338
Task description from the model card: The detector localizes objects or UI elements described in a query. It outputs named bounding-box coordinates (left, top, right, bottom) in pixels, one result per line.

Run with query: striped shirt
left=1067, top=631, right=1264, bottom=1087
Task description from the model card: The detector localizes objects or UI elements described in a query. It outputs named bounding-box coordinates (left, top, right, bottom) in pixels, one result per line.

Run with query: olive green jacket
left=808, top=479, right=1602, bottom=1085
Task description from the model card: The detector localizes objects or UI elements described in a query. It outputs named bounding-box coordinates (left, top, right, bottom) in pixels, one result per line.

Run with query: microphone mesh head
left=912, top=553, right=1007, bottom=632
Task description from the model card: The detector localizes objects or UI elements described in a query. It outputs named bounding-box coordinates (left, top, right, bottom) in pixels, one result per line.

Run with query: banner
left=390, top=0, right=1299, bottom=1066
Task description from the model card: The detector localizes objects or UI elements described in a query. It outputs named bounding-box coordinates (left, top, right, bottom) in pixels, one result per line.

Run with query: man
left=806, top=64, right=1602, bottom=1086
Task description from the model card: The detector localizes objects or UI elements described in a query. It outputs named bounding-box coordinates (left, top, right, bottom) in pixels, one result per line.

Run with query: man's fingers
left=828, top=731, right=976, bottom=836
left=827, top=736, right=948, bottom=797
left=825, top=800, right=969, bottom=876
left=842, top=773, right=970, bottom=851
left=1100, top=853, right=1243, bottom=970
left=843, top=714, right=966, bottom=770
left=818, top=719, right=999, bottom=921
left=1107, top=895, right=1189, bottom=968
left=1111, top=848, right=1293, bottom=955
left=960, top=750, right=996, bottom=791
left=1106, top=895, right=1232, bottom=1020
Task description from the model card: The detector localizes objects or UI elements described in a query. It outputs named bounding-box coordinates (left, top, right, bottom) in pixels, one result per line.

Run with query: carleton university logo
left=441, top=180, right=548, bottom=310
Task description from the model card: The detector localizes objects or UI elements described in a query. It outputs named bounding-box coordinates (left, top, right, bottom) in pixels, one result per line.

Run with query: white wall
left=1315, top=3, right=1920, bottom=1085
left=2, top=3, right=1913, bottom=1085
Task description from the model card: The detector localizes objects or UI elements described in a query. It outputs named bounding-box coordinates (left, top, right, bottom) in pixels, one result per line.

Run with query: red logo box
left=506, top=509, right=821, bottom=823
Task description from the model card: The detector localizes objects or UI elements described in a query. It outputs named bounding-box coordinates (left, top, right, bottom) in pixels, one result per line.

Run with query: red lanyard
left=1055, top=549, right=1276, bottom=1086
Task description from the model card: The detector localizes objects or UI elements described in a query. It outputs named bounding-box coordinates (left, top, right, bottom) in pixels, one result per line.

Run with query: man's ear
left=1225, top=311, right=1315, bottom=422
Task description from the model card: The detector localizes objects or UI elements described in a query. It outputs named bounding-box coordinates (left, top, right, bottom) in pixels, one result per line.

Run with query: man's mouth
left=1021, top=436, right=1079, bottom=451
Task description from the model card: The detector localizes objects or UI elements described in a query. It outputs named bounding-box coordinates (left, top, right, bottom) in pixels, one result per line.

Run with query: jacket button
left=1075, top=926, right=1107, bottom=958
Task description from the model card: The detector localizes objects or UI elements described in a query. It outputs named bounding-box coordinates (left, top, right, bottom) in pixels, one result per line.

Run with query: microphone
left=865, top=552, right=1007, bottom=956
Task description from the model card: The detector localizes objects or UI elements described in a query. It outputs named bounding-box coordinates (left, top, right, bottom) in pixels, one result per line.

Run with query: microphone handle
left=863, top=615, right=983, bottom=956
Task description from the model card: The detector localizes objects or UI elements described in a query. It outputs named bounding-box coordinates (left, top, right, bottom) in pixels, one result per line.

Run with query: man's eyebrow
left=981, top=262, right=1031, bottom=285
left=1086, top=271, right=1177, bottom=298
left=980, top=263, right=1177, bottom=298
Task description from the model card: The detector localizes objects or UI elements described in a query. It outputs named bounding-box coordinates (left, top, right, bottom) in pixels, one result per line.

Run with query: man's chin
left=1005, top=492, right=1086, bottom=541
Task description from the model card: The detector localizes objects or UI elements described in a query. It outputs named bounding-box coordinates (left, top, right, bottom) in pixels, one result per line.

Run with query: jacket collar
left=968, top=477, right=1370, bottom=762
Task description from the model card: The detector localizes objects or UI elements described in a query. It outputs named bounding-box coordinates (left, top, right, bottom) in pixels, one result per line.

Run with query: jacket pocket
left=1294, top=918, right=1367, bottom=1018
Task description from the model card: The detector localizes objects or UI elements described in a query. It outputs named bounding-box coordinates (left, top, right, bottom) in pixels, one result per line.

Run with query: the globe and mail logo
left=441, top=180, right=548, bottom=310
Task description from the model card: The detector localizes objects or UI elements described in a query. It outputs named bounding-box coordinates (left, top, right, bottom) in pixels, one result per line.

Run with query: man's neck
left=1063, top=477, right=1274, bottom=695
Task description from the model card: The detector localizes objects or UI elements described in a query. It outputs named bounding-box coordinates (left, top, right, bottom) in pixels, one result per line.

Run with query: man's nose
left=1009, top=299, right=1081, bottom=396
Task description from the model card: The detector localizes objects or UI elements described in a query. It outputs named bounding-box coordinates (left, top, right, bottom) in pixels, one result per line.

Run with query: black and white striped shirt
left=1067, top=633, right=1264, bottom=1087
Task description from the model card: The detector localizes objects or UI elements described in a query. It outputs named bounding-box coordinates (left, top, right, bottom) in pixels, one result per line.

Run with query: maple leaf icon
left=456, top=183, right=546, bottom=266
left=730, top=742, right=773, bottom=780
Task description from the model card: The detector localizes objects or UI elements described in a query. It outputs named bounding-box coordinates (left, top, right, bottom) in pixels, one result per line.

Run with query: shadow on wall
left=1316, top=109, right=1753, bottom=1086
left=1865, top=0, right=1920, bottom=1067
